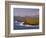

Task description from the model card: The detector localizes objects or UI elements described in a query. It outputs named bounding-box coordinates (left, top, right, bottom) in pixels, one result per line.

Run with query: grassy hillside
left=24, top=18, right=39, bottom=25
left=14, top=16, right=39, bottom=25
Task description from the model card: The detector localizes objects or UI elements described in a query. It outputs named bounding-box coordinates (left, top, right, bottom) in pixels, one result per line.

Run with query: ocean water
left=14, top=21, right=39, bottom=30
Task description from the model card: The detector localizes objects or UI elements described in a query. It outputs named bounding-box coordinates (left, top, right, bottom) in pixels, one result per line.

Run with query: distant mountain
left=14, top=16, right=24, bottom=22
left=25, top=15, right=39, bottom=18
left=14, top=15, right=39, bottom=21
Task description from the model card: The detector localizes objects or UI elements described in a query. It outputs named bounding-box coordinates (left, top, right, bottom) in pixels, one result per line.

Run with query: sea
left=14, top=21, right=39, bottom=30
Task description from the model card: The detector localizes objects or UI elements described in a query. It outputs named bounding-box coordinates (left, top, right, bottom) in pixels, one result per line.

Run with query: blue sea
left=14, top=21, right=39, bottom=30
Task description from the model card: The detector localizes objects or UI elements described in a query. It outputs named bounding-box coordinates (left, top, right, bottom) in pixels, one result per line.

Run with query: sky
left=13, top=8, right=39, bottom=17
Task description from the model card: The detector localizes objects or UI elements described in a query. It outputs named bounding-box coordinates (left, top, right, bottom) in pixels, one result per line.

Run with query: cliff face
left=24, top=18, right=39, bottom=25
